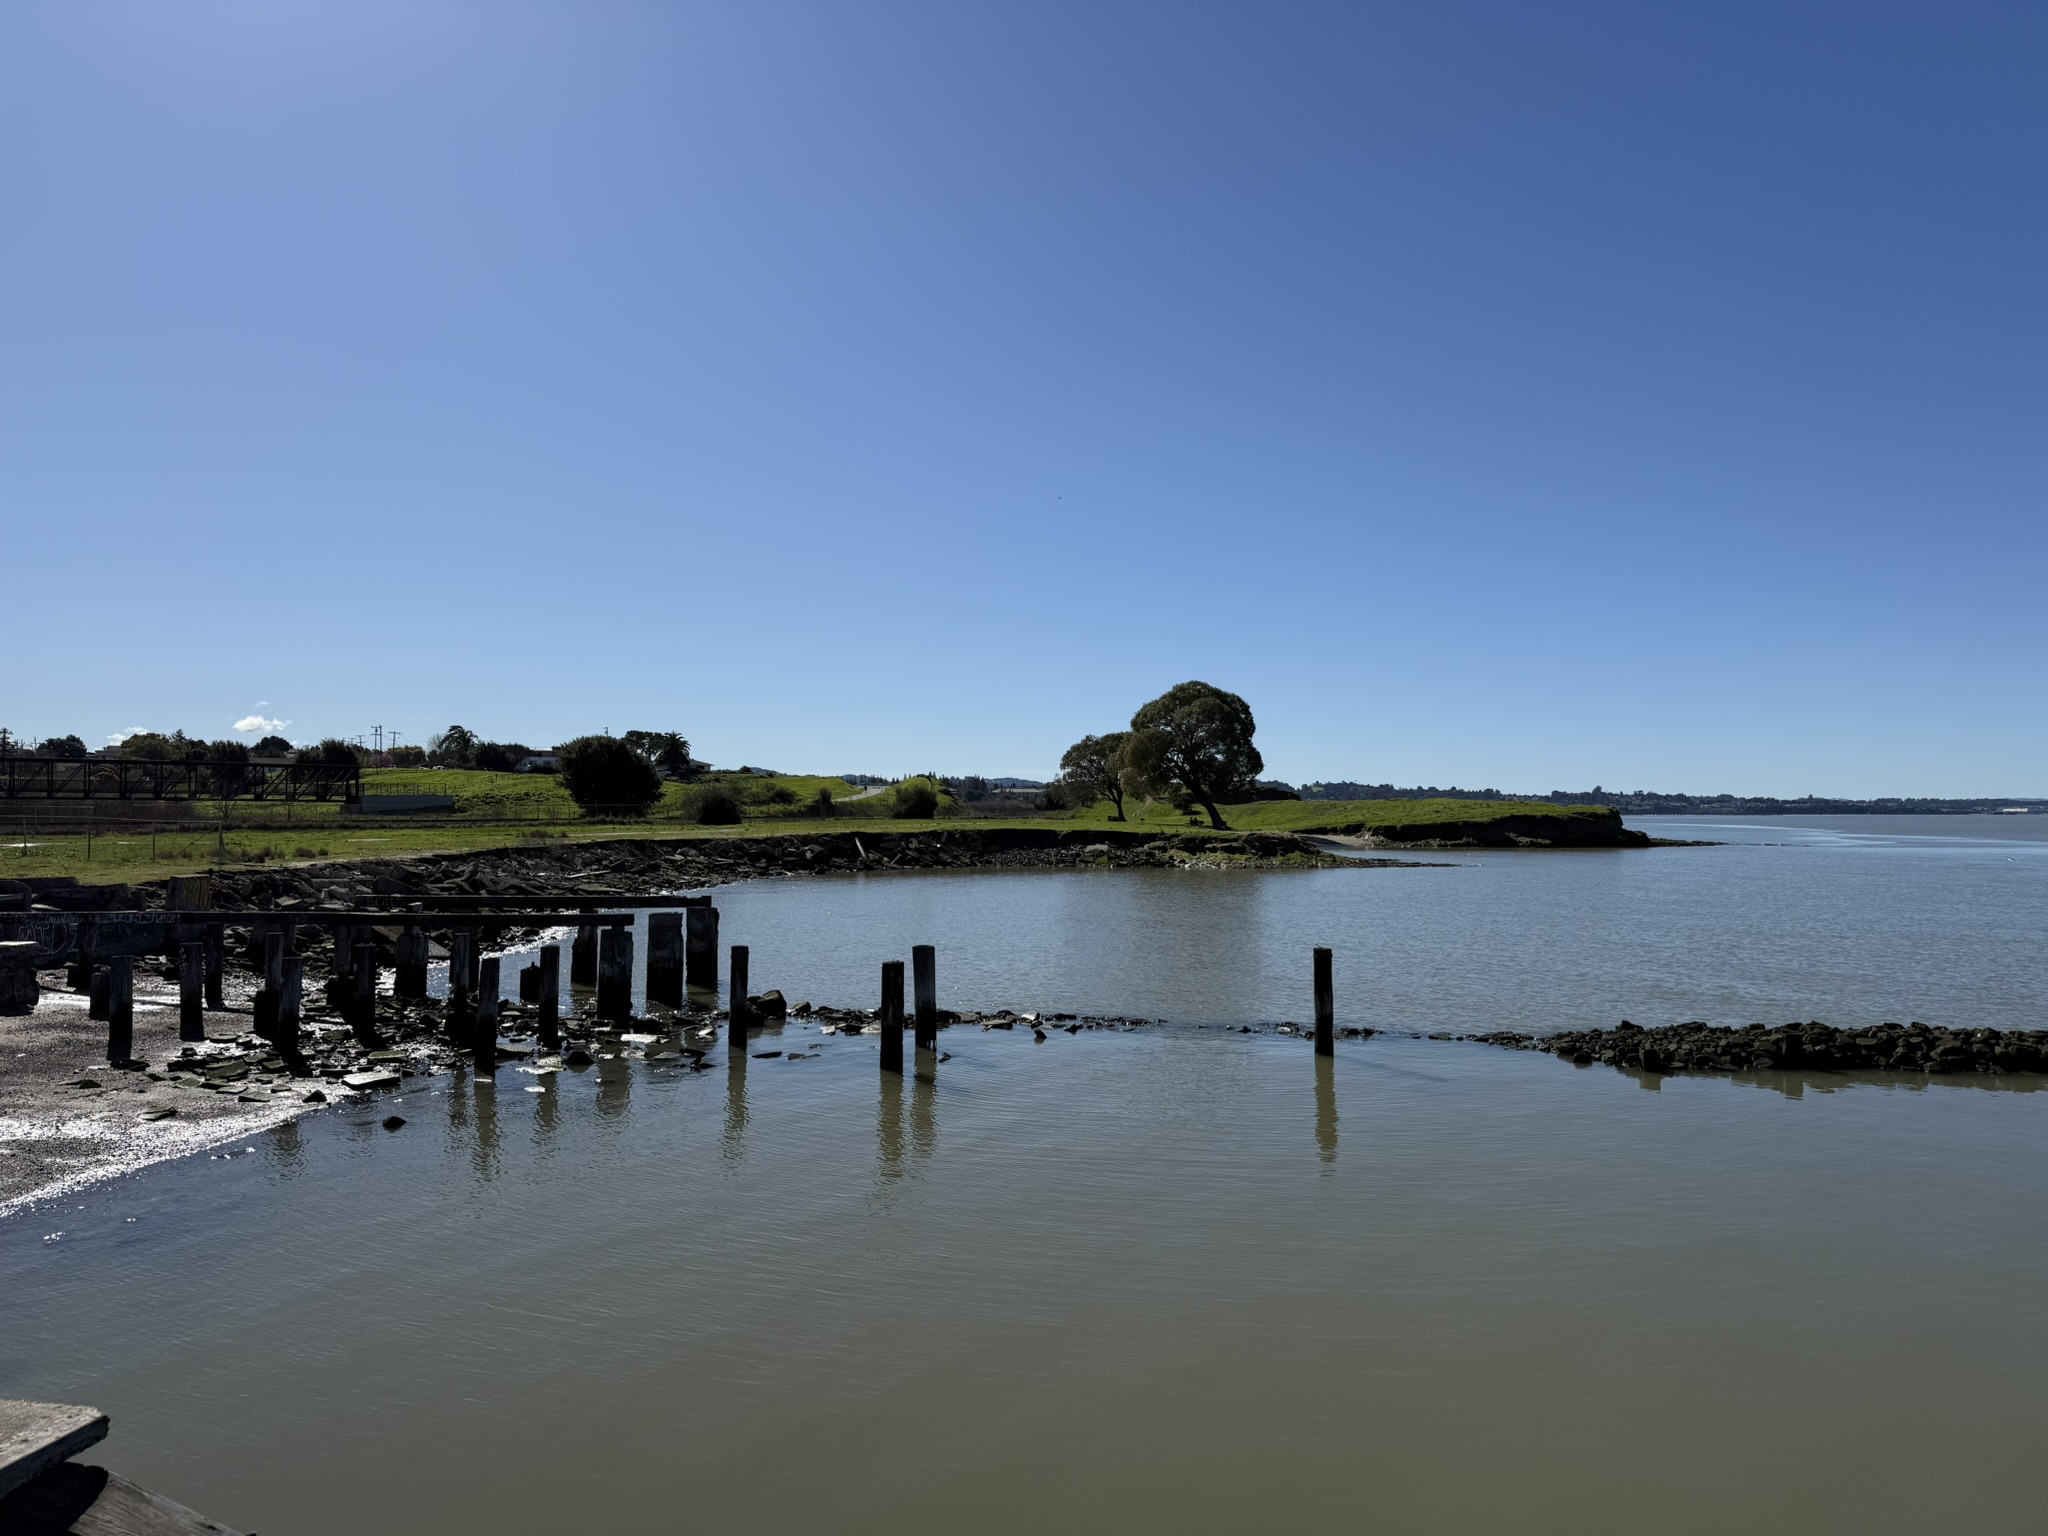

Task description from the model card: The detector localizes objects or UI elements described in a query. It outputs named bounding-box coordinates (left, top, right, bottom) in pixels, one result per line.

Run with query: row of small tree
left=1058, top=681, right=1264, bottom=831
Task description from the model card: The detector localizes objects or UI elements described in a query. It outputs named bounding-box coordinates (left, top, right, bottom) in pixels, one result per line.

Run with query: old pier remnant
left=105, top=955, right=133, bottom=1066
left=880, top=959, right=905, bottom=1075
left=597, top=927, right=634, bottom=1021
left=912, top=944, right=937, bottom=1052
left=1313, top=946, right=1334, bottom=1058
left=646, top=912, right=683, bottom=1007
left=536, top=943, right=561, bottom=1052
left=729, top=945, right=751, bottom=1048
left=475, top=957, right=501, bottom=1072
left=686, top=905, right=719, bottom=993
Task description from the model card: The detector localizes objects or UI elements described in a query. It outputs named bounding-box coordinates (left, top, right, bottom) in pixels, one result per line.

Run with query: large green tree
left=1059, top=731, right=1132, bottom=821
left=1124, top=681, right=1263, bottom=831
left=558, top=734, right=664, bottom=815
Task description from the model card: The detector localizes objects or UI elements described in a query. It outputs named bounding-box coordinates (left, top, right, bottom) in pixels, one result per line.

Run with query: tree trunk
left=1107, top=783, right=1126, bottom=821
left=1200, top=797, right=1230, bottom=831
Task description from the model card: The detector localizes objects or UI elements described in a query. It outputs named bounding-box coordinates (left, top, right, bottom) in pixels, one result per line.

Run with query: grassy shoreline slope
left=2, top=776, right=1648, bottom=884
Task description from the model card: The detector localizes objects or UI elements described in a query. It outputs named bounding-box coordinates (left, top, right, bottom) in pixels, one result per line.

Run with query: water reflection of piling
left=909, top=1054, right=937, bottom=1165
left=471, top=1072, right=501, bottom=1183
left=721, top=1049, right=749, bottom=1168
left=595, top=1056, right=631, bottom=1121
left=532, top=1072, right=559, bottom=1145
left=877, top=1073, right=904, bottom=1184
left=1314, top=1054, right=1338, bottom=1167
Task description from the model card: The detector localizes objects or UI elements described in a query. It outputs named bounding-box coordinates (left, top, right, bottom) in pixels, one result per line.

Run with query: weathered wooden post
left=536, top=943, right=561, bottom=1052
left=879, top=960, right=905, bottom=1075
left=179, top=940, right=205, bottom=1042
left=474, top=956, right=501, bottom=1072
left=254, top=927, right=286, bottom=1036
left=0, top=940, right=38, bottom=1015
left=106, top=954, right=134, bottom=1066
left=571, top=924, right=599, bottom=988
left=912, top=944, right=937, bottom=1051
left=597, top=926, right=634, bottom=1021
left=646, top=912, right=683, bottom=1007
left=278, top=955, right=303, bottom=1054
left=685, top=905, right=718, bottom=992
left=67, top=914, right=99, bottom=991
left=350, top=942, right=380, bottom=1047
left=88, top=967, right=111, bottom=1022
left=1313, top=946, right=1334, bottom=1058
left=447, top=928, right=474, bottom=1044
left=334, top=922, right=356, bottom=983
left=395, top=922, right=429, bottom=999
left=728, top=944, right=750, bottom=1049
left=203, top=922, right=225, bottom=1009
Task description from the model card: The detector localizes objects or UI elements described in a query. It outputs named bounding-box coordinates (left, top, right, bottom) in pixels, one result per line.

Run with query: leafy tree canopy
left=250, top=735, right=295, bottom=757
left=1059, top=731, right=1133, bottom=821
left=558, top=735, right=664, bottom=815
left=427, top=725, right=479, bottom=769
left=119, top=731, right=192, bottom=761
left=1125, top=681, right=1263, bottom=831
left=303, top=738, right=364, bottom=768
left=39, top=735, right=88, bottom=759
left=622, top=730, right=694, bottom=777
left=473, top=741, right=534, bottom=773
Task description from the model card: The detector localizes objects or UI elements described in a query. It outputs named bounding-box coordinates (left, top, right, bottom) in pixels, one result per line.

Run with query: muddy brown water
left=1, top=816, right=2044, bottom=1534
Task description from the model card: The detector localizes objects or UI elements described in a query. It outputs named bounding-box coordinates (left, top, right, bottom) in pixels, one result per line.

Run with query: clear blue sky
left=5, top=2, right=2042, bottom=795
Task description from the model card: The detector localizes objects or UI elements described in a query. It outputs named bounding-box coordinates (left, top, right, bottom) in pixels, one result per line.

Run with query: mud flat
left=1477, top=1019, right=2048, bottom=1078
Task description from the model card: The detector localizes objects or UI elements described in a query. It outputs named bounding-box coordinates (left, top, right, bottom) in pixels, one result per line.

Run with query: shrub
left=761, top=784, right=798, bottom=806
left=304, top=738, right=364, bottom=768
left=894, top=782, right=940, bottom=819
left=473, top=741, right=532, bottom=773
left=558, top=735, right=663, bottom=815
left=683, top=786, right=744, bottom=825
left=809, top=788, right=836, bottom=818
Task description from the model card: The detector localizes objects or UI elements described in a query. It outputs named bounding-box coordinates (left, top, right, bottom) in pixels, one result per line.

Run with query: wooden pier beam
left=105, top=956, right=133, bottom=1066
left=646, top=911, right=683, bottom=1007
left=880, top=960, right=905, bottom=1075
left=474, top=956, right=501, bottom=1072
left=729, top=944, right=750, bottom=1050
left=536, top=943, right=561, bottom=1052
left=597, top=926, right=634, bottom=1021
left=178, top=941, right=205, bottom=1043
left=1313, top=946, right=1334, bottom=1058
left=912, top=944, right=937, bottom=1052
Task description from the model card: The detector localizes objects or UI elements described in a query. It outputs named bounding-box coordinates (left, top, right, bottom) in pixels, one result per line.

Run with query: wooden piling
left=395, top=922, right=430, bottom=1000
left=879, top=960, right=905, bottom=1075
left=685, top=906, right=718, bottom=992
left=1313, top=946, right=1334, bottom=1057
left=203, top=922, right=225, bottom=1009
left=447, top=929, right=474, bottom=1044
left=278, top=955, right=303, bottom=1054
left=474, top=957, right=501, bottom=1072
left=912, top=944, right=937, bottom=1052
left=536, top=944, right=561, bottom=1052
left=67, top=914, right=98, bottom=992
left=571, top=924, right=599, bottom=988
left=729, top=944, right=750, bottom=1049
left=106, top=955, right=133, bottom=1066
left=350, top=943, right=380, bottom=1047
left=334, top=922, right=356, bottom=981
left=646, top=912, right=683, bottom=1007
left=88, top=967, right=110, bottom=1022
left=179, top=941, right=205, bottom=1042
left=597, top=927, right=634, bottom=1021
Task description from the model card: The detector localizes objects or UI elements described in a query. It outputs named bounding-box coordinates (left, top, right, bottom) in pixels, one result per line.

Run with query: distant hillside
left=1293, top=782, right=2044, bottom=816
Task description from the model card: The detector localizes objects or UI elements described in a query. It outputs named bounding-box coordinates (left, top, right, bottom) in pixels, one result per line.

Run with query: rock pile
left=174, top=827, right=1391, bottom=914
left=1478, top=1020, right=2048, bottom=1077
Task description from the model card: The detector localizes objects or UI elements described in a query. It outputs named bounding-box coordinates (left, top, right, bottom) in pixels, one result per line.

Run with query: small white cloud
left=106, top=727, right=150, bottom=745
left=234, top=715, right=288, bottom=734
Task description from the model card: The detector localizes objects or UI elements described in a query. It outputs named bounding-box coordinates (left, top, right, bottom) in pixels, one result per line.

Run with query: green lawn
left=1, top=770, right=1614, bottom=885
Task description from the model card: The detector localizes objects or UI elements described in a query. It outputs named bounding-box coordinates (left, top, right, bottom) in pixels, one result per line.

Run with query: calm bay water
left=3, top=816, right=2045, bottom=1534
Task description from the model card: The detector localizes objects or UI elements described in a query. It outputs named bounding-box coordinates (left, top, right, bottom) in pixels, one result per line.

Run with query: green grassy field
left=0, top=771, right=1612, bottom=884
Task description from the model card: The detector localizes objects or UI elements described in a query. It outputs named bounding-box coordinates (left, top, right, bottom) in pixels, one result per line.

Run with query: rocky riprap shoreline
left=1477, top=1020, right=2048, bottom=1077
left=130, top=826, right=1409, bottom=913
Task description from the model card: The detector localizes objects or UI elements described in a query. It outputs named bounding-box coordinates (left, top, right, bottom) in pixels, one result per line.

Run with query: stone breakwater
left=1477, top=1020, right=2048, bottom=1077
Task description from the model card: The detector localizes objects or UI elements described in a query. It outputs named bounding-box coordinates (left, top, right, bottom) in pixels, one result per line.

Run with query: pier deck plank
left=0, top=1403, right=107, bottom=1501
